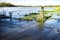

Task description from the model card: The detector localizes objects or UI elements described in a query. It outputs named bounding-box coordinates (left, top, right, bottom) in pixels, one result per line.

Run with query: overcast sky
left=0, top=0, right=60, bottom=6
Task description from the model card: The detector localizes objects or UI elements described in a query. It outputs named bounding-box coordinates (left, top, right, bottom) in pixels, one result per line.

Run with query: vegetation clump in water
left=20, top=13, right=38, bottom=21
left=21, top=12, right=51, bottom=22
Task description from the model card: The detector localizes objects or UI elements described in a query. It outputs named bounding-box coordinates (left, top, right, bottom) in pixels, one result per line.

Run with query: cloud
left=1, top=0, right=60, bottom=6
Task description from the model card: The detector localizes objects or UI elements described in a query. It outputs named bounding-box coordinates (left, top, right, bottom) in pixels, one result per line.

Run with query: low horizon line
left=0, top=2, right=60, bottom=7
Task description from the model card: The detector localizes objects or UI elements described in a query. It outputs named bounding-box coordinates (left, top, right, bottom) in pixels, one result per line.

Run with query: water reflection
left=0, top=18, right=60, bottom=40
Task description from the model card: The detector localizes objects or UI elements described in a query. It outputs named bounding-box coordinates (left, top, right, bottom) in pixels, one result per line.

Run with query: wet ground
left=0, top=19, right=60, bottom=40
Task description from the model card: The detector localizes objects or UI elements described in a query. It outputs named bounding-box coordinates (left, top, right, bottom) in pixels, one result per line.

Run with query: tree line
left=0, top=2, right=17, bottom=7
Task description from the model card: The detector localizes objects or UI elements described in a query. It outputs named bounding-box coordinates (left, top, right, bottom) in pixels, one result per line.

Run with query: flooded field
left=0, top=0, right=60, bottom=40
left=0, top=7, right=60, bottom=40
left=0, top=18, right=60, bottom=40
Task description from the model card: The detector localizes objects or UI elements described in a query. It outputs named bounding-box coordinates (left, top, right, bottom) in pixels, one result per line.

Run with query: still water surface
left=0, top=18, right=60, bottom=40
left=0, top=7, right=60, bottom=40
left=0, top=7, right=54, bottom=18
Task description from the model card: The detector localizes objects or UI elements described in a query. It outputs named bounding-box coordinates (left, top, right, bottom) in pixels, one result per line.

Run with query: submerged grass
left=20, top=14, right=37, bottom=21
left=20, top=13, right=51, bottom=22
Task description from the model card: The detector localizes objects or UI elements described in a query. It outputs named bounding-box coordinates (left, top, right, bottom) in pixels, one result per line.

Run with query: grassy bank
left=20, top=13, right=51, bottom=21
left=20, top=14, right=37, bottom=21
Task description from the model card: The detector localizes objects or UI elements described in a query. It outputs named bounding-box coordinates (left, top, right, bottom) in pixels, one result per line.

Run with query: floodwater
left=0, top=7, right=54, bottom=18
left=0, top=18, right=60, bottom=40
left=0, top=7, right=60, bottom=40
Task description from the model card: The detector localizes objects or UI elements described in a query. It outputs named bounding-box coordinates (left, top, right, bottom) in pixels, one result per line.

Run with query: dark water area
left=0, top=18, right=60, bottom=40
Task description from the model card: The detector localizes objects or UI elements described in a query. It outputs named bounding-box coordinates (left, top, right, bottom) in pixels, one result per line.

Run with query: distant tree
left=0, top=2, right=16, bottom=7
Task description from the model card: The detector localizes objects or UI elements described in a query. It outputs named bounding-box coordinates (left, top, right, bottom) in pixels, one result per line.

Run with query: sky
left=0, top=0, right=60, bottom=6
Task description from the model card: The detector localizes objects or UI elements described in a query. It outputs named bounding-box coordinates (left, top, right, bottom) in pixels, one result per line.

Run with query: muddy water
left=0, top=19, right=60, bottom=40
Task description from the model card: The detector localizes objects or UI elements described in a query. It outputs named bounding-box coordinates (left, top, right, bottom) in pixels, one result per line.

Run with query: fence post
left=40, top=6, right=44, bottom=22
left=37, top=6, right=45, bottom=22
left=9, top=12, right=12, bottom=22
